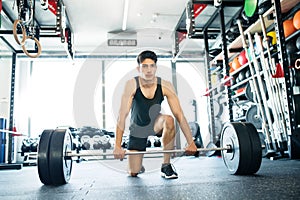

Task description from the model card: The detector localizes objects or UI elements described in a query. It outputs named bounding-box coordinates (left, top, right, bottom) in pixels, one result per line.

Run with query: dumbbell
left=153, top=138, right=161, bottom=147
left=80, top=135, right=91, bottom=150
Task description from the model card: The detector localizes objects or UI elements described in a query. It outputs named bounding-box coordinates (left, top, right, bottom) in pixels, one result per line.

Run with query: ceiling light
left=122, top=0, right=129, bottom=31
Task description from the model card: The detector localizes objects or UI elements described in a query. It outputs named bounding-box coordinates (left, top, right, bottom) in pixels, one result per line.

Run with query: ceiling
left=0, top=0, right=243, bottom=58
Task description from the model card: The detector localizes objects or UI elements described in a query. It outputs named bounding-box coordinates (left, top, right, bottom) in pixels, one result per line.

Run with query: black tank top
left=130, top=76, right=164, bottom=128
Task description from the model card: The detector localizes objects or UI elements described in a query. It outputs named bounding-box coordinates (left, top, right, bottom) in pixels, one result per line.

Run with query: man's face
left=138, top=58, right=157, bottom=81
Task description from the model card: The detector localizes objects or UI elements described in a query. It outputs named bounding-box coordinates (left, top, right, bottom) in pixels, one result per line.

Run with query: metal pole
left=254, top=31, right=287, bottom=150
left=66, top=146, right=231, bottom=157
left=102, top=60, right=106, bottom=128
left=219, top=5, right=233, bottom=122
left=171, top=61, right=181, bottom=150
left=237, top=20, right=275, bottom=152
left=247, top=33, right=277, bottom=147
left=271, top=0, right=296, bottom=158
left=8, top=53, right=16, bottom=164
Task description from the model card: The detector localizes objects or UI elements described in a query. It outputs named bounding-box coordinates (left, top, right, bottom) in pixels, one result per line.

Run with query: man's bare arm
left=114, top=79, right=135, bottom=158
left=162, top=80, right=196, bottom=151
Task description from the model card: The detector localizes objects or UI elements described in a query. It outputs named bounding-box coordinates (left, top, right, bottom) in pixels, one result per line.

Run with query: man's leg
left=154, top=114, right=178, bottom=179
left=127, top=135, right=147, bottom=177
left=154, top=114, right=176, bottom=164
left=127, top=153, right=144, bottom=177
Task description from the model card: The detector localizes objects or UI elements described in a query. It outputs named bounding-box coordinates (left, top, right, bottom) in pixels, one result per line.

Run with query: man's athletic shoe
left=129, top=166, right=145, bottom=177
left=139, top=166, right=145, bottom=174
left=161, top=163, right=178, bottom=179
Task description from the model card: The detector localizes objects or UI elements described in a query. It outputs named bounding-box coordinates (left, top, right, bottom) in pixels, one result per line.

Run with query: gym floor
left=0, top=156, right=300, bottom=200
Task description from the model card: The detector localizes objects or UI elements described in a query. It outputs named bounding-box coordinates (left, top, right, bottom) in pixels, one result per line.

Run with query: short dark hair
left=137, top=50, right=157, bottom=65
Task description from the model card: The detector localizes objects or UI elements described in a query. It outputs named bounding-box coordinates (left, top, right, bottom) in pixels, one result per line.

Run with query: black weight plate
left=37, top=129, right=54, bottom=185
left=189, top=122, right=200, bottom=138
left=242, top=123, right=262, bottom=174
left=238, top=70, right=246, bottom=82
left=245, top=81, right=255, bottom=102
left=221, top=122, right=253, bottom=175
left=245, top=69, right=251, bottom=79
left=49, top=129, right=73, bottom=185
left=294, top=68, right=300, bottom=86
left=213, top=100, right=223, bottom=117
left=245, top=79, right=269, bottom=102
left=293, top=94, right=300, bottom=126
left=215, top=118, right=223, bottom=137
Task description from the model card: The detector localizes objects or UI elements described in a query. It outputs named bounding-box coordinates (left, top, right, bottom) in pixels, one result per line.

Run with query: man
left=113, top=50, right=197, bottom=179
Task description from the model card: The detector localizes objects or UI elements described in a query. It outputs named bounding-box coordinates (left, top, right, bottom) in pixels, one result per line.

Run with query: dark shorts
left=128, top=116, right=163, bottom=151
left=127, top=135, right=148, bottom=151
left=127, top=133, right=162, bottom=151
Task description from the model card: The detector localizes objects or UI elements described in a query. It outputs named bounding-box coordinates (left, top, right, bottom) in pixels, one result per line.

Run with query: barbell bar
left=37, top=122, right=263, bottom=185
left=64, top=145, right=232, bottom=158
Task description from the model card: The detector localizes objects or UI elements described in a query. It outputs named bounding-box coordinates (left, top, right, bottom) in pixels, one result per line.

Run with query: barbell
left=37, top=122, right=262, bottom=185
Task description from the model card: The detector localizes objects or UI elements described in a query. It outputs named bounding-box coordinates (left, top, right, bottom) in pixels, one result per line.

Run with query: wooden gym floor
left=0, top=156, right=300, bottom=200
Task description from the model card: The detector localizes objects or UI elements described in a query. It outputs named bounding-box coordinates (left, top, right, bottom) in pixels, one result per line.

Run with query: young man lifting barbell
left=113, top=50, right=197, bottom=179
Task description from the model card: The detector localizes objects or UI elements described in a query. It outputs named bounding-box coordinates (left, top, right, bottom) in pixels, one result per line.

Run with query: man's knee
left=164, top=115, right=175, bottom=130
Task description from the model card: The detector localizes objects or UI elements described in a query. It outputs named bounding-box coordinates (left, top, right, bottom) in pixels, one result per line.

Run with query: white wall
left=176, top=61, right=210, bottom=148
left=0, top=58, right=12, bottom=122
left=13, top=58, right=210, bottom=145
left=15, top=59, right=83, bottom=137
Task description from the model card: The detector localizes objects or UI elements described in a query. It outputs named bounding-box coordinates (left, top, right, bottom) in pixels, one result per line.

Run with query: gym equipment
left=146, top=139, right=151, bottom=147
left=258, top=14, right=289, bottom=152
left=238, top=70, right=246, bottom=81
left=283, top=19, right=297, bottom=38
left=293, top=10, right=300, bottom=30
left=246, top=104, right=274, bottom=130
left=290, top=127, right=300, bottom=159
left=37, top=130, right=54, bottom=185
left=12, top=0, right=42, bottom=58
left=37, top=122, right=262, bottom=185
left=293, top=94, right=300, bottom=126
left=296, top=35, right=300, bottom=51
left=232, top=56, right=241, bottom=70
left=214, top=118, right=223, bottom=137
left=189, top=121, right=203, bottom=152
left=12, top=20, right=26, bottom=45
left=245, top=80, right=268, bottom=102
left=246, top=105, right=263, bottom=129
left=40, top=0, right=49, bottom=10
left=244, top=0, right=258, bottom=17
left=80, top=135, right=91, bottom=150
left=286, top=39, right=298, bottom=54
left=203, top=76, right=232, bottom=96
left=237, top=20, right=276, bottom=154
left=238, top=50, right=248, bottom=66
left=21, top=36, right=42, bottom=58
left=221, top=123, right=262, bottom=174
left=213, top=100, right=223, bottom=117
left=153, top=138, right=161, bottom=147
left=30, top=138, right=38, bottom=152
left=295, top=58, right=300, bottom=70
left=21, top=139, right=31, bottom=153
left=258, top=0, right=272, bottom=15
left=266, top=31, right=277, bottom=46
left=245, top=69, right=251, bottom=78
left=290, top=67, right=300, bottom=86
